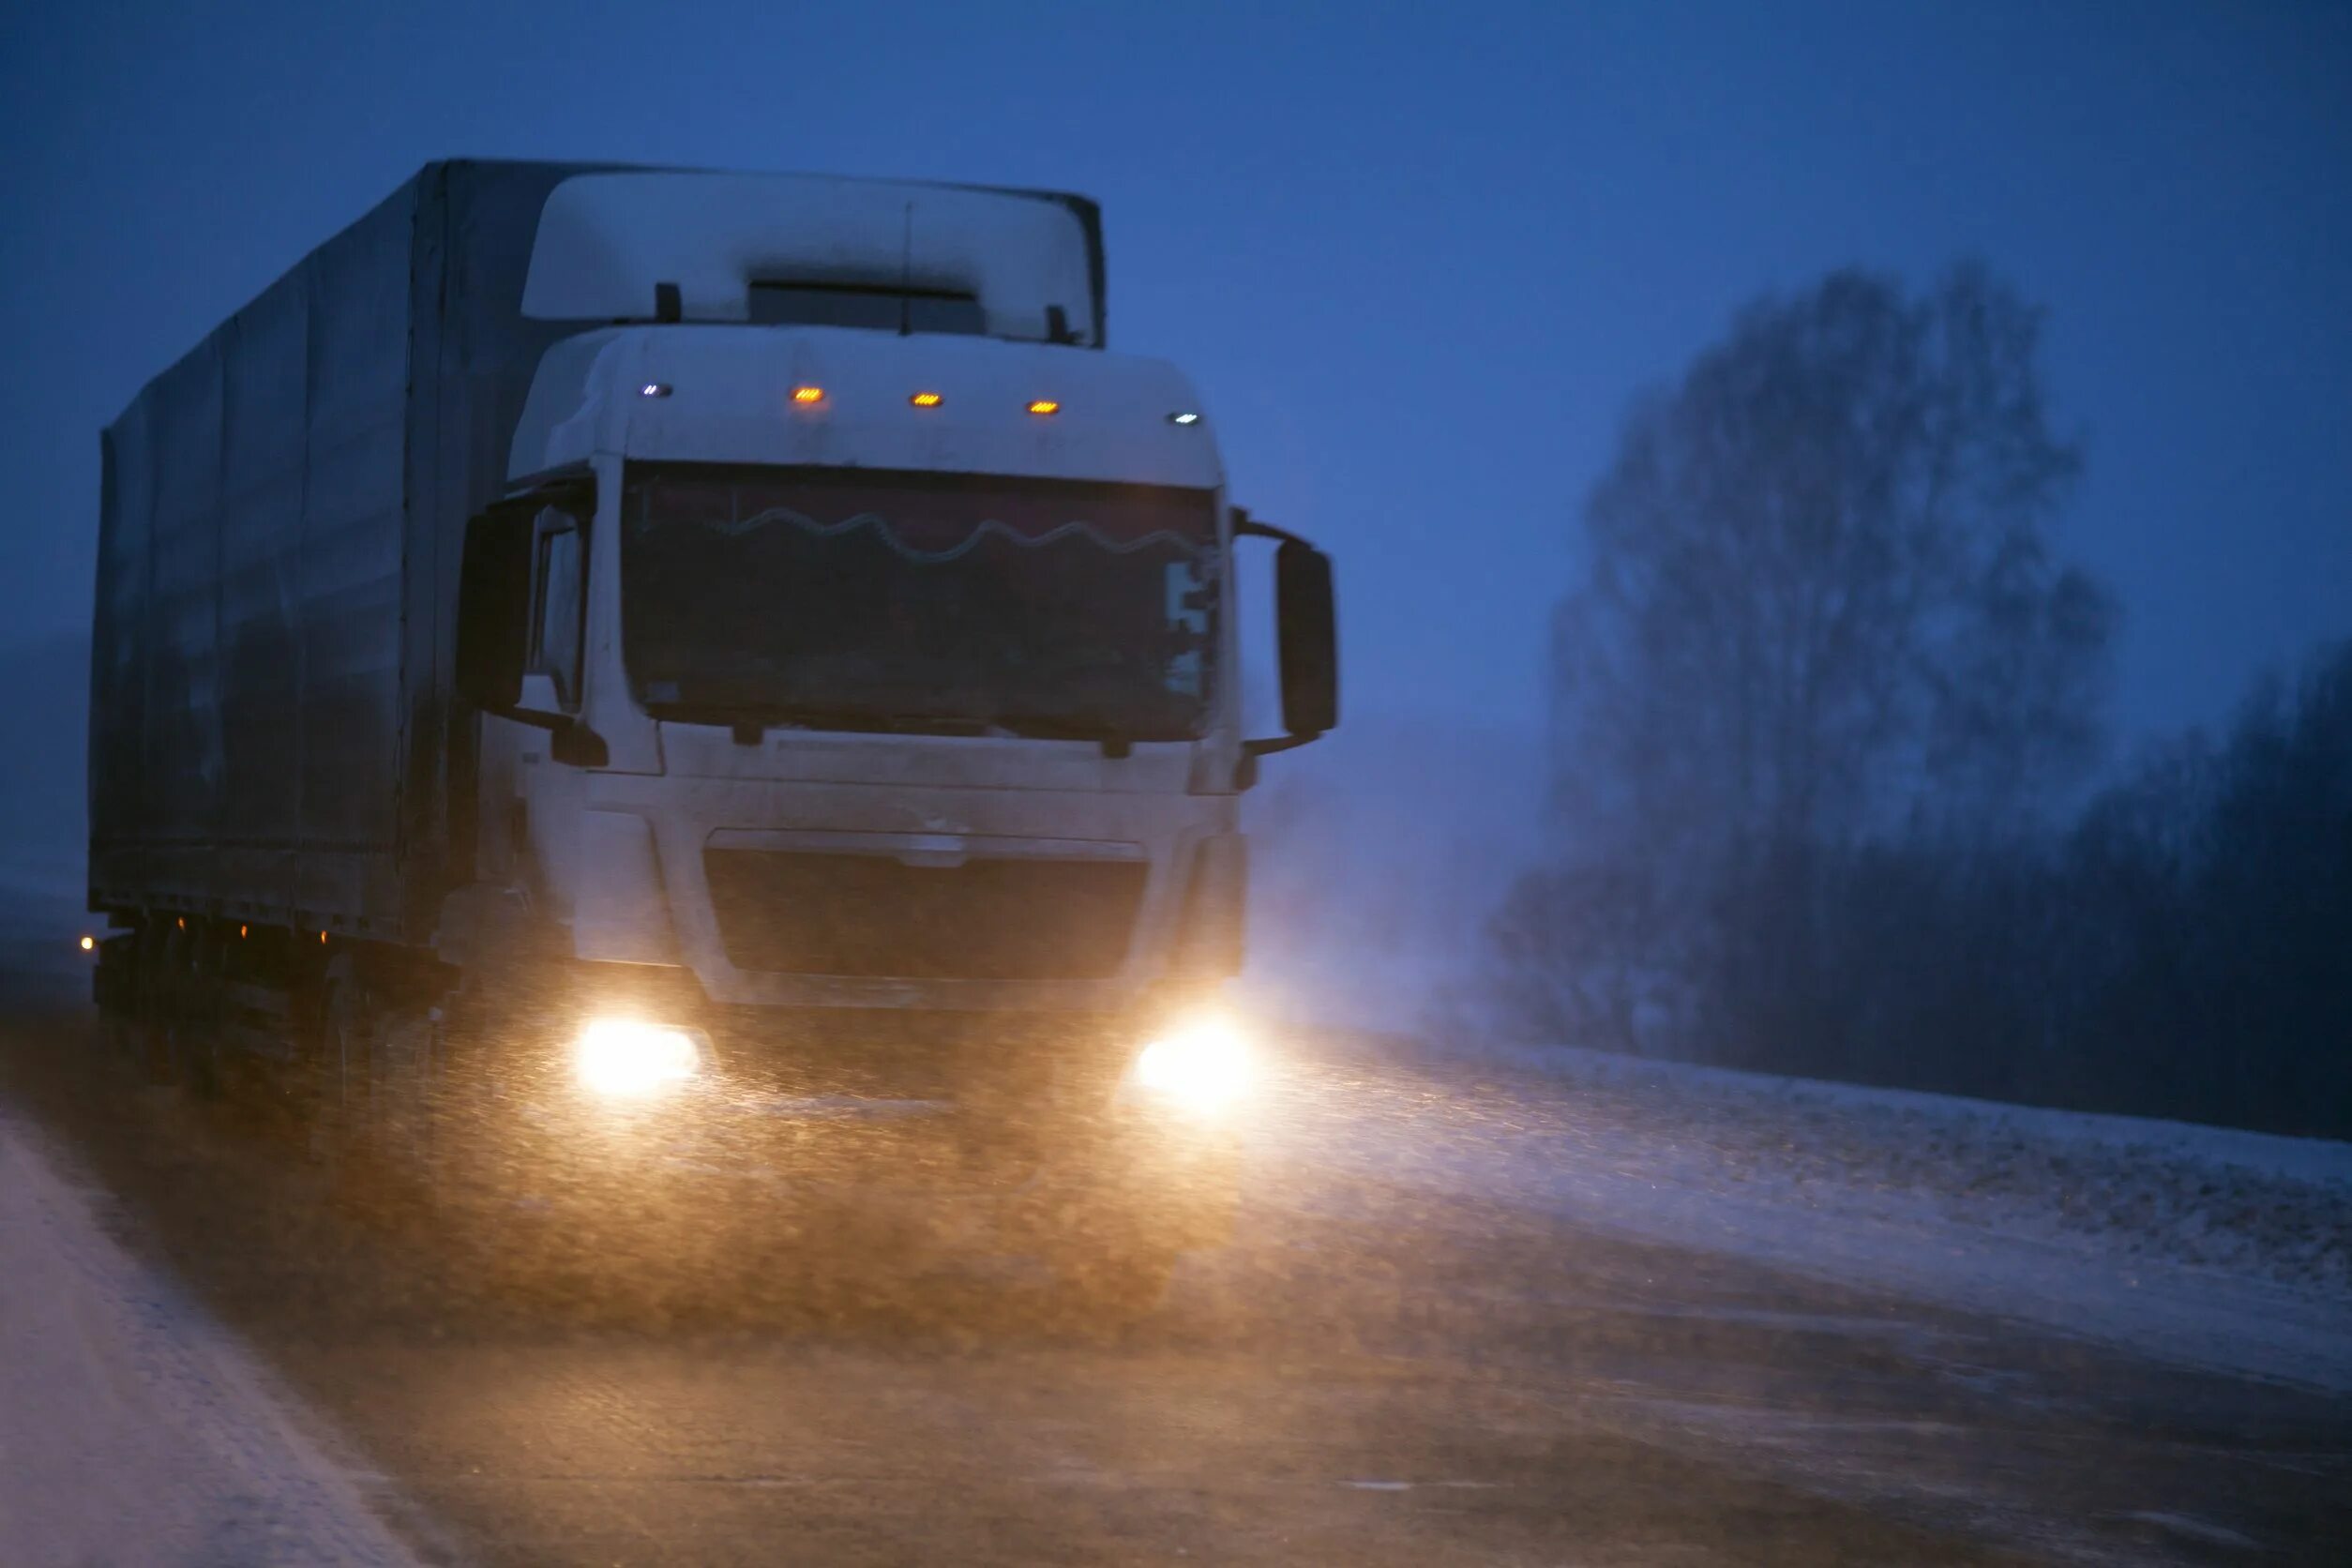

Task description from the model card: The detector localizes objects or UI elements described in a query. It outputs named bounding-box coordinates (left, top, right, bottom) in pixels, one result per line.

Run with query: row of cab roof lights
left=636, top=381, right=1202, bottom=425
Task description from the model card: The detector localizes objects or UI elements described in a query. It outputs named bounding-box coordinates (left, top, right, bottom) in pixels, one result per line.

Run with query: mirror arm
left=1242, top=731, right=1322, bottom=758
left=1231, top=507, right=1312, bottom=548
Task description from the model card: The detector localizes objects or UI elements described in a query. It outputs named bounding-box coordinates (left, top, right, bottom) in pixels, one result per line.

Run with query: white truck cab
left=475, top=324, right=1270, bottom=1013
left=438, top=171, right=1336, bottom=1298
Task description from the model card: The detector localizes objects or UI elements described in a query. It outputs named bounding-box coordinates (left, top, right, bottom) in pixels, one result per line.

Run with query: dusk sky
left=4, top=0, right=2345, bottom=743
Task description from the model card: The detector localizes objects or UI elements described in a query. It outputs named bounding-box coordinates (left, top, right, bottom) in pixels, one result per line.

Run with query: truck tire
left=175, top=924, right=229, bottom=1101
left=95, top=930, right=147, bottom=1062
left=131, top=922, right=211, bottom=1091
left=113, top=924, right=162, bottom=1074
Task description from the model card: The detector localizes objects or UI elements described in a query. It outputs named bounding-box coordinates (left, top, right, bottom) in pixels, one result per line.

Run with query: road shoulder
left=1256, top=1038, right=2352, bottom=1394
left=0, top=1102, right=420, bottom=1568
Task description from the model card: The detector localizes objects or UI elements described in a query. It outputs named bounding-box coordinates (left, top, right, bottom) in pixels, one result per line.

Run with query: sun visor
left=520, top=172, right=1102, bottom=346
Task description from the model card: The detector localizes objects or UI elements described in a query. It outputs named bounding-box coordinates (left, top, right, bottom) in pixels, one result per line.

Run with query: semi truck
left=85, top=159, right=1337, bottom=1310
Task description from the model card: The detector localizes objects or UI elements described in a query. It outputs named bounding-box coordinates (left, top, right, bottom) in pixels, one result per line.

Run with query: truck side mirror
left=1272, top=539, right=1338, bottom=741
left=1233, top=510, right=1339, bottom=762
left=455, top=505, right=535, bottom=712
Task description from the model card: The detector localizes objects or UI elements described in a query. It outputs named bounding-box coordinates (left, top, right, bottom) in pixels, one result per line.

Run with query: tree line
left=1489, top=265, right=2350, bottom=1138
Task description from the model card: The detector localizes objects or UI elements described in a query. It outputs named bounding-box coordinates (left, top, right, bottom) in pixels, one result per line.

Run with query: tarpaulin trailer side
left=87, top=160, right=603, bottom=942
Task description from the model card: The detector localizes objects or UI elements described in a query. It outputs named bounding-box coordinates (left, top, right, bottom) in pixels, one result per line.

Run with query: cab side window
left=527, top=502, right=588, bottom=711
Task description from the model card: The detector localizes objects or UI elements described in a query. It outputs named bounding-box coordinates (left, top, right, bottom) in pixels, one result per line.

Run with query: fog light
left=1132, top=1014, right=1253, bottom=1112
left=576, top=1018, right=701, bottom=1097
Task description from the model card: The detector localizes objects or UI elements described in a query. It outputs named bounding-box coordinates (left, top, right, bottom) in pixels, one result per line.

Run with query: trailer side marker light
left=80, top=935, right=94, bottom=952
left=1169, top=411, right=1200, bottom=425
left=176, top=917, right=186, bottom=929
left=639, top=383, right=671, bottom=399
left=910, top=391, right=942, bottom=408
left=240, top=925, right=249, bottom=938
left=1027, top=400, right=1060, bottom=416
left=791, top=385, right=825, bottom=405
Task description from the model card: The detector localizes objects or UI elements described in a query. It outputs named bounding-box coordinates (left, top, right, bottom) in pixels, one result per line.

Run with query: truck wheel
left=96, top=931, right=147, bottom=1060
left=113, top=925, right=161, bottom=1073
left=175, top=925, right=229, bottom=1101
left=134, top=923, right=205, bottom=1089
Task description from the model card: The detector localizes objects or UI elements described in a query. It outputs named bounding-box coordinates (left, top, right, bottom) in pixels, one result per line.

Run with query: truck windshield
left=620, top=463, right=1219, bottom=741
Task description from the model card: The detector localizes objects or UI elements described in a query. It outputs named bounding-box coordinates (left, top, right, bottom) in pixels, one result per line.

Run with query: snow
left=1249, top=1037, right=2352, bottom=1394
left=0, top=1108, right=419, bottom=1568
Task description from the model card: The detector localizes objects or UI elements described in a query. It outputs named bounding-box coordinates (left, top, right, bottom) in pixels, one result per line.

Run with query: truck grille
left=703, top=850, right=1148, bottom=981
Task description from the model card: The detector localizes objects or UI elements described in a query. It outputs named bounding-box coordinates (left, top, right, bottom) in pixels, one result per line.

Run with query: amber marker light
left=910, top=391, right=943, bottom=408
left=1027, top=399, right=1061, bottom=416
left=791, top=385, right=825, bottom=405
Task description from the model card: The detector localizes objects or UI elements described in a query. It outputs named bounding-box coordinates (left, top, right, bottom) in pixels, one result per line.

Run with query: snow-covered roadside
left=1248, top=1039, right=2352, bottom=1394
left=0, top=1107, right=419, bottom=1568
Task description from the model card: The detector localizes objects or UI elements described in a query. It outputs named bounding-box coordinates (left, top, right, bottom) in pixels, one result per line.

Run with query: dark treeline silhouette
left=1493, top=264, right=2350, bottom=1138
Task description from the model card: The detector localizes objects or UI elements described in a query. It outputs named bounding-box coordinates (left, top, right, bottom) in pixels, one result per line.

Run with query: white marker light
left=1168, top=411, right=1201, bottom=426
left=576, top=1018, right=702, bottom=1098
left=640, top=382, right=672, bottom=399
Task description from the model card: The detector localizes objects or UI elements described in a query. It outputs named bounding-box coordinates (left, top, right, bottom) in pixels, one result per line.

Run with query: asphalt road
left=4, top=1002, right=2347, bottom=1567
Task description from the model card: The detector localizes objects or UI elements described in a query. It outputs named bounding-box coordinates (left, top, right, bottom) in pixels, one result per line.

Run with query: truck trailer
left=86, top=159, right=1337, bottom=1308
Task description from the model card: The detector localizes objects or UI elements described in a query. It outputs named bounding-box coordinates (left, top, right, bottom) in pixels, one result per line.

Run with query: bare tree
left=1512, top=264, right=2115, bottom=1062
left=1556, top=263, right=2109, bottom=852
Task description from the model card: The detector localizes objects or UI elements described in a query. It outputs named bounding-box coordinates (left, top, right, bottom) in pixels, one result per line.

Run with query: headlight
left=575, top=1018, right=703, bottom=1098
left=1131, top=1014, right=1254, bottom=1113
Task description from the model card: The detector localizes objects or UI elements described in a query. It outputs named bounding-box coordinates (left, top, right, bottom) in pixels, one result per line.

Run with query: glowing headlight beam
left=1132, top=1016, right=1254, bottom=1112
left=575, top=1018, right=701, bottom=1098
